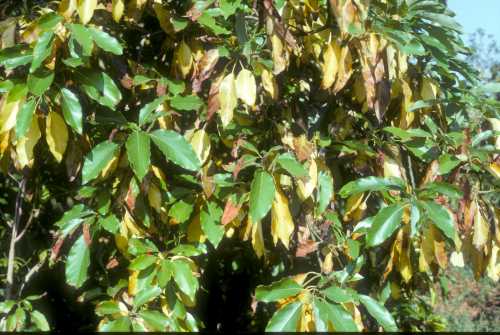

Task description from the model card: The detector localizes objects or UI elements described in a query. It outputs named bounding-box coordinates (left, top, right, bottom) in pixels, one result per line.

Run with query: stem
left=6, top=176, right=27, bottom=300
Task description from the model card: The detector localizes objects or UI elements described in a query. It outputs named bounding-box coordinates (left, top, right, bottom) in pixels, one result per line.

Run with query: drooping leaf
left=218, top=73, right=237, bottom=127
left=60, top=88, right=83, bottom=134
left=27, top=68, right=54, bottom=96
left=15, top=98, right=36, bottom=139
left=81, top=141, right=119, bottom=184
left=172, top=260, right=198, bottom=300
left=265, top=301, right=302, bottom=331
left=77, top=0, right=97, bottom=24
left=339, top=176, right=405, bottom=198
left=255, top=277, right=302, bottom=302
left=421, top=201, right=456, bottom=242
left=30, top=31, right=54, bottom=73
left=276, top=152, right=308, bottom=178
left=271, top=185, right=294, bottom=249
left=126, top=130, right=150, bottom=182
left=235, top=68, right=256, bottom=106
left=88, top=27, right=123, bottom=55
left=45, top=111, right=69, bottom=162
left=313, top=299, right=358, bottom=331
left=150, top=129, right=200, bottom=171
left=366, top=203, right=405, bottom=247
left=249, top=170, right=275, bottom=224
left=65, top=234, right=91, bottom=288
left=359, top=294, right=398, bottom=331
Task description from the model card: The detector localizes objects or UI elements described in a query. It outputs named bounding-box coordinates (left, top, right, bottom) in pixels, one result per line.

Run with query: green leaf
left=169, top=200, right=194, bottom=224
left=150, top=129, right=200, bottom=171
left=219, top=0, right=241, bottom=18
left=133, top=75, right=154, bottom=86
left=366, top=203, right=405, bottom=247
left=421, top=201, right=456, bottom=241
left=418, top=182, right=463, bottom=199
left=410, top=201, right=420, bottom=238
left=323, top=286, right=354, bottom=304
left=76, top=70, right=122, bottom=109
left=339, top=176, right=405, bottom=198
left=408, top=99, right=434, bottom=112
left=133, top=285, right=162, bottom=308
left=37, top=12, right=63, bottom=31
left=172, top=260, right=198, bottom=300
left=255, top=278, right=302, bottom=302
left=95, top=301, right=121, bottom=316
left=200, top=202, right=224, bottom=248
left=139, top=310, right=169, bottom=331
left=99, top=317, right=131, bottom=331
left=359, top=294, right=398, bottom=331
left=65, top=235, right=91, bottom=288
left=99, top=214, right=120, bottom=234
left=170, top=95, right=203, bottom=111
left=61, top=88, right=83, bottom=134
left=126, top=131, right=150, bottom=182
left=197, top=12, right=231, bottom=35
left=0, top=300, right=15, bottom=314
left=15, top=98, right=36, bottom=139
left=129, top=254, right=157, bottom=271
left=157, top=259, right=174, bottom=287
left=27, top=68, right=54, bottom=96
left=317, top=170, right=333, bottom=214
left=127, top=238, right=159, bottom=255
left=438, top=154, right=461, bottom=175
left=88, top=27, right=123, bottom=55
left=383, top=126, right=432, bottom=141
left=30, top=31, right=54, bottom=73
left=31, top=310, right=50, bottom=331
left=276, top=152, right=308, bottom=178
left=138, top=96, right=168, bottom=126
left=265, top=301, right=302, bottom=331
left=249, top=170, right=275, bottom=224
left=0, top=80, right=13, bottom=92
left=313, top=299, right=358, bottom=331
left=0, top=45, right=33, bottom=69
left=68, top=24, right=93, bottom=55
left=81, top=141, right=119, bottom=184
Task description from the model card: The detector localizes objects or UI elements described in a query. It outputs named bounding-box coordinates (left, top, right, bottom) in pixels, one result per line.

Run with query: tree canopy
left=0, top=0, right=499, bottom=331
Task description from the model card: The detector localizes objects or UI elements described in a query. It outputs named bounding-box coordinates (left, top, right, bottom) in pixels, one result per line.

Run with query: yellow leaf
left=16, top=116, right=41, bottom=168
left=148, top=182, right=162, bottom=213
left=321, top=251, right=333, bottom=274
left=271, top=184, right=294, bottom=249
left=59, top=0, right=77, bottom=19
left=0, top=131, right=9, bottom=155
left=487, top=162, right=500, bottom=179
left=450, top=251, right=464, bottom=267
left=332, top=45, right=353, bottom=93
left=473, top=203, right=489, bottom=251
left=261, top=69, right=278, bottom=100
left=383, top=155, right=403, bottom=179
left=187, top=213, right=206, bottom=243
left=420, top=77, right=438, bottom=100
left=112, top=0, right=125, bottom=22
left=235, top=69, right=257, bottom=106
left=128, top=270, right=139, bottom=296
left=0, top=92, right=25, bottom=134
left=299, top=303, right=315, bottom=331
left=45, top=111, right=68, bottom=163
left=397, top=233, right=413, bottom=283
left=297, top=159, right=318, bottom=201
left=343, top=193, right=365, bottom=222
left=321, top=40, right=340, bottom=89
left=77, top=0, right=97, bottom=24
left=251, top=220, right=265, bottom=258
left=176, top=40, right=192, bottom=78
left=123, top=209, right=145, bottom=237
left=486, top=243, right=499, bottom=282
left=100, top=154, right=119, bottom=179
left=419, top=225, right=434, bottom=273
left=218, top=73, right=237, bottom=127
left=189, top=129, right=210, bottom=165
left=271, top=34, right=287, bottom=74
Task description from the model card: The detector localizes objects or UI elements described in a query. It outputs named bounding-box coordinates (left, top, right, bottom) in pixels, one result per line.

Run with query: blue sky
left=448, top=0, right=500, bottom=45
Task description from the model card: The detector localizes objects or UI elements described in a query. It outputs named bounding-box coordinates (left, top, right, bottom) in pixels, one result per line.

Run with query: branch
left=5, top=175, right=27, bottom=300
left=15, top=208, right=39, bottom=243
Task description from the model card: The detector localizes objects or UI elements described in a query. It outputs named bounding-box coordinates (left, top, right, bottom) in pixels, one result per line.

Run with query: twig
left=5, top=175, right=27, bottom=300
left=18, top=256, right=47, bottom=297
left=15, top=209, right=39, bottom=243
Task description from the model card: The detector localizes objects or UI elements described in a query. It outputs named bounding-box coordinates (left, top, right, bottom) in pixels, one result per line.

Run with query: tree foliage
left=0, top=0, right=499, bottom=331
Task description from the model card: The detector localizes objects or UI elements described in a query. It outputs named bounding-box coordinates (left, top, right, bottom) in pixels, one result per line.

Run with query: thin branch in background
left=5, top=175, right=27, bottom=300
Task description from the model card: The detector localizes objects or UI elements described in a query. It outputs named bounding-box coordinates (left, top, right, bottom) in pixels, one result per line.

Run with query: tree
left=0, top=0, right=499, bottom=331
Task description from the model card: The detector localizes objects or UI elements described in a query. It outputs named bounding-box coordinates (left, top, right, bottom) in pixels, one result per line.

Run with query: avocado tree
left=0, top=0, right=499, bottom=331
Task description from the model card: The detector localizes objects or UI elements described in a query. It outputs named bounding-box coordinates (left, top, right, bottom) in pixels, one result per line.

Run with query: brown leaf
left=293, top=136, right=313, bottom=162
left=50, top=237, right=65, bottom=262
left=206, top=79, right=220, bottom=122
left=192, top=49, right=219, bottom=93
left=106, top=258, right=119, bottom=270
left=156, top=82, right=167, bottom=96
left=83, top=223, right=91, bottom=246
left=221, top=199, right=241, bottom=226
left=296, top=240, right=318, bottom=257
left=120, top=74, right=133, bottom=90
